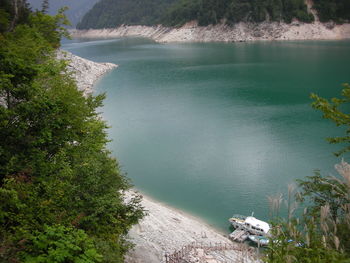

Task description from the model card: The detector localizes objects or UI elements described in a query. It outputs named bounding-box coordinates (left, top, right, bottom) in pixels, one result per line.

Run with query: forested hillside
left=27, top=0, right=99, bottom=26
left=0, top=1, right=143, bottom=262
left=77, top=0, right=176, bottom=29
left=77, top=0, right=350, bottom=30
left=313, top=0, right=350, bottom=23
left=162, top=0, right=314, bottom=26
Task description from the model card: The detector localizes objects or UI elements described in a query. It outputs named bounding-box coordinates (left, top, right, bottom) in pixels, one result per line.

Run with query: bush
left=20, top=225, right=102, bottom=263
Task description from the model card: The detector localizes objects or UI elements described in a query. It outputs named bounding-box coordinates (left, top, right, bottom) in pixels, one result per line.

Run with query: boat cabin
left=244, top=216, right=270, bottom=235
left=229, top=214, right=270, bottom=236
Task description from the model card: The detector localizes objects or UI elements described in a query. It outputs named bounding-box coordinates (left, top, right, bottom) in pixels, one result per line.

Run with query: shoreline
left=57, top=50, right=118, bottom=95
left=64, top=50, right=258, bottom=263
left=71, top=21, right=350, bottom=43
left=125, top=190, right=257, bottom=263
left=135, top=190, right=228, bottom=235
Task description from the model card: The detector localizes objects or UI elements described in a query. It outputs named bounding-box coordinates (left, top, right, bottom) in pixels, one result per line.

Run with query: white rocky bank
left=57, top=50, right=117, bottom=95
left=63, top=52, right=258, bottom=263
left=125, top=192, right=257, bottom=263
left=72, top=21, right=350, bottom=43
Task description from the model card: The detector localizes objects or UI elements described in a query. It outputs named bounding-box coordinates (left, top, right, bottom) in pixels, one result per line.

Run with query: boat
left=248, top=235, right=269, bottom=246
left=228, top=214, right=271, bottom=243
left=229, top=214, right=271, bottom=236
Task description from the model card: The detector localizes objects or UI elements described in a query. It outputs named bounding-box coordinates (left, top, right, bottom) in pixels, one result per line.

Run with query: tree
left=296, top=170, right=348, bottom=220
left=265, top=160, right=350, bottom=262
left=311, top=84, right=350, bottom=156
left=264, top=86, right=350, bottom=262
left=19, top=225, right=103, bottom=263
left=41, top=0, right=49, bottom=14
left=0, top=6, right=143, bottom=262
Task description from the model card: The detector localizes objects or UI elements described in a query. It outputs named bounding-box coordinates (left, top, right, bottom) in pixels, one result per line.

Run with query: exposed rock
left=71, top=21, right=350, bottom=43
left=124, top=192, right=258, bottom=263
left=57, top=50, right=117, bottom=95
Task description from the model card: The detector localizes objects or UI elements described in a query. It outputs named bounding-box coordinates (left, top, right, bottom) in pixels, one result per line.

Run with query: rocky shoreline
left=125, top=192, right=257, bottom=263
left=63, top=51, right=258, bottom=263
left=57, top=50, right=117, bottom=95
left=72, top=21, right=350, bottom=43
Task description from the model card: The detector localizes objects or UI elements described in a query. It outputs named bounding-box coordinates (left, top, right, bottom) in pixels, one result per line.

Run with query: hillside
left=77, top=0, right=176, bottom=29
left=27, top=0, right=99, bottom=26
left=0, top=1, right=144, bottom=261
left=77, top=0, right=350, bottom=30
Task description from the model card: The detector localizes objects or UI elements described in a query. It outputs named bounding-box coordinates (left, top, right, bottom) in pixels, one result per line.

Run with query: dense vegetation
left=27, top=0, right=100, bottom=27
left=77, top=0, right=176, bottom=29
left=162, top=0, right=314, bottom=26
left=0, top=1, right=143, bottom=262
left=77, top=0, right=350, bottom=29
left=264, top=84, right=350, bottom=262
left=77, top=0, right=315, bottom=29
left=313, top=0, right=350, bottom=23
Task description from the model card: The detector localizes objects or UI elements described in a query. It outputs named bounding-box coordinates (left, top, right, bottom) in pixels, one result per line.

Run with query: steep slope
left=72, top=21, right=350, bottom=42
left=77, top=0, right=350, bottom=30
left=77, top=0, right=176, bottom=29
left=77, top=0, right=317, bottom=29
left=162, top=0, right=314, bottom=26
left=313, top=0, right=350, bottom=22
left=27, top=0, right=99, bottom=26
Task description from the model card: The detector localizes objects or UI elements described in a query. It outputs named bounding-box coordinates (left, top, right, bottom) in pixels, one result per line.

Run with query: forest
left=0, top=1, right=143, bottom=262
left=77, top=0, right=350, bottom=29
left=77, top=0, right=176, bottom=29
left=27, top=0, right=100, bottom=26
left=1, top=0, right=350, bottom=262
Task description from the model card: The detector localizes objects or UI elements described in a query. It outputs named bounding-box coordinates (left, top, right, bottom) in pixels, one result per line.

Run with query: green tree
left=265, top=160, right=350, bottom=262
left=0, top=5, right=143, bottom=263
left=311, top=84, right=350, bottom=156
left=41, top=0, right=49, bottom=14
left=314, top=0, right=350, bottom=23
left=264, top=85, right=350, bottom=262
left=19, top=225, right=102, bottom=263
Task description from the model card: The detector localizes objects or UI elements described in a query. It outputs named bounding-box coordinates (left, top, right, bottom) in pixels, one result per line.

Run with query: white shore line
left=72, top=21, right=350, bottom=43
left=57, top=50, right=117, bottom=96
left=137, top=190, right=228, bottom=234
left=125, top=190, right=258, bottom=263
left=64, top=51, right=259, bottom=263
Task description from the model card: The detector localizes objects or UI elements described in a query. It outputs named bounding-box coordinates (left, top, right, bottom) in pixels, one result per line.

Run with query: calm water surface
left=63, top=38, right=350, bottom=231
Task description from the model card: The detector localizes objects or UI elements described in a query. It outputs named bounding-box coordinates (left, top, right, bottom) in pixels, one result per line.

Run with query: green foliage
left=0, top=0, right=31, bottom=33
left=29, top=7, right=71, bottom=48
left=162, top=0, right=201, bottom=27
left=19, top=225, right=102, bottom=263
left=296, top=170, right=348, bottom=219
left=311, top=84, right=350, bottom=156
left=27, top=0, right=100, bottom=27
left=164, top=0, right=314, bottom=26
left=265, top=161, right=350, bottom=262
left=76, top=0, right=176, bottom=30
left=313, top=0, right=350, bottom=23
left=264, top=84, right=350, bottom=263
left=0, top=5, right=144, bottom=263
left=0, top=8, right=10, bottom=32
left=77, top=0, right=316, bottom=29
left=265, top=86, right=350, bottom=262
left=265, top=225, right=349, bottom=263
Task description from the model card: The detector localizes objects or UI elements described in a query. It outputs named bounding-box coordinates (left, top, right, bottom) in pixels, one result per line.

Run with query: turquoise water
left=63, top=38, right=350, bottom=232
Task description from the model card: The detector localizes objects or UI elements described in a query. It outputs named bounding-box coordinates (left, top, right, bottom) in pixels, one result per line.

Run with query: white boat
left=229, top=214, right=271, bottom=237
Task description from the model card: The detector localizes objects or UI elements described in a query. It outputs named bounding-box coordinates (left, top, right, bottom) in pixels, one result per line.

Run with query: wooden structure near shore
left=229, top=229, right=249, bottom=242
left=164, top=241, right=255, bottom=263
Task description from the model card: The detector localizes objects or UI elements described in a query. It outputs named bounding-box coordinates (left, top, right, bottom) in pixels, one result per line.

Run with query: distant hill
left=77, top=0, right=350, bottom=30
left=77, top=0, right=176, bottom=29
left=27, top=0, right=99, bottom=26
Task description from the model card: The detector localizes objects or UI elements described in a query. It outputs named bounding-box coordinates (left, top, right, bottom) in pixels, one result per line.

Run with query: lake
left=62, top=38, right=350, bottom=231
